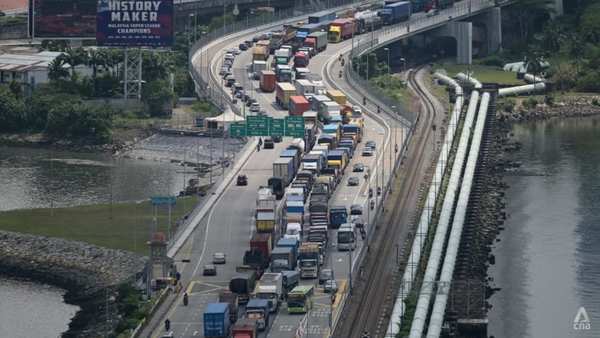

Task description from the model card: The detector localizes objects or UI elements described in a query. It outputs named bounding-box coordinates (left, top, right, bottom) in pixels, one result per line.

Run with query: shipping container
left=232, top=318, right=257, bottom=338
left=289, top=95, right=311, bottom=116
left=260, top=70, right=276, bottom=92
left=273, top=157, right=295, bottom=186
left=379, top=1, right=412, bottom=25
left=326, top=89, right=347, bottom=105
left=204, top=303, right=230, bottom=338
left=276, top=82, right=297, bottom=108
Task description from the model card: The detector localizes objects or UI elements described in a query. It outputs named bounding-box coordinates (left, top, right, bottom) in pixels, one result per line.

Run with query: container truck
left=326, top=89, right=347, bottom=105
left=318, top=101, right=341, bottom=122
left=260, top=70, right=276, bottom=92
left=245, top=299, right=270, bottom=331
left=275, top=49, right=290, bottom=65
left=285, top=222, right=302, bottom=241
left=231, top=319, right=257, bottom=338
left=256, top=210, right=276, bottom=233
left=218, top=291, right=239, bottom=324
left=252, top=46, right=268, bottom=61
left=355, top=10, right=383, bottom=33
left=328, top=18, right=357, bottom=43
left=280, top=148, right=301, bottom=172
left=379, top=1, right=412, bottom=25
left=327, top=149, right=349, bottom=172
left=271, top=247, right=296, bottom=272
left=329, top=206, right=348, bottom=229
left=229, top=272, right=257, bottom=304
left=295, top=79, right=314, bottom=96
left=289, top=95, right=310, bottom=116
left=273, top=157, right=295, bottom=187
left=304, top=31, right=328, bottom=52
left=299, top=242, right=321, bottom=278
left=310, top=94, right=331, bottom=111
left=282, top=270, right=300, bottom=294
left=252, top=61, right=267, bottom=79
left=268, top=177, right=284, bottom=199
left=308, top=11, right=336, bottom=24
left=276, top=64, right=294, bottom=83
left=294, top=52, right=310, bottom=68
left=250, top=232, right=273, bottom=258
left=254, top=272, right=283, bottom=313
left=257, top=187, right=276, bottom=211
left=204, top=303, right=230, bottom=338
left=276, top=82, right=296, bottom=107
left=295, top=67, right=310, bottom=79
left=277, top=238, right=299, bottom=261
left=342, top=123, right=362, bottom=142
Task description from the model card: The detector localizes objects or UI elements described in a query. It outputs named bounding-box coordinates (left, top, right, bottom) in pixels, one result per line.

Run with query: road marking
left=193, top=330, right=199, bottom=336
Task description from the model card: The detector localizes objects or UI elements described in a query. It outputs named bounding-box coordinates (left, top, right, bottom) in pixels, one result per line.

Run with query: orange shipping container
left=289, top=96, right=310, bottom=116
left=260, top=70, right=276, bottom=92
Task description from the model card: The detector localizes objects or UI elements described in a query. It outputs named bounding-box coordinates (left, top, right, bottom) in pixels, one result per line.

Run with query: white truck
left=254, top=272, right=283, bottom=313
left=252, top=60, right=268, bottom=79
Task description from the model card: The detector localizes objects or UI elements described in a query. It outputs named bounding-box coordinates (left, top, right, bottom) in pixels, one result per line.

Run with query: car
left=213, top=252, right=226, bottom=264
left=426, top=8, right=440, bottom=17
left=319, top=268, right=333, bottom=285
left=237, top=174, right=248, bottom=186
left=362, top=147, right=374, bottom=157
left=264, top=138, right=274, bottom=149
left=219, top=67, right=229, bottom=76
left=243, top=93, right=251, bottom=102
left=353, top=163, right=365, bottom=172
left=226, top=78, right=235, bottom=87
left=348, top=176, right=360, bottom=186
left=250, top=102, right=260, bottom=113
left=246, top=98, right=257, bottom=107
left=273, top=135, right=282, bottom=143
left=323, top=279, right=338, bottom=294
left=239, top=43, right=248, bottom=51
left=203, top=264, right=217, bottom=276
left=365, top=141, right=377, bottom=149
left=232, top=48, right=241, bottom=55
left=350, top=204, right=363, bottom=215
left=235, top=90, right=244, bottom=99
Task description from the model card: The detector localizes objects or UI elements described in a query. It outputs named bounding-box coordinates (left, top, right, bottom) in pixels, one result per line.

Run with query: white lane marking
left=192, top=189, right=224, bottom=276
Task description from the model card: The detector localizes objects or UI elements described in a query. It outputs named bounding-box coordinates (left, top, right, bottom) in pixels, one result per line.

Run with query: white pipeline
left=426, top=92, right=490, bottom=338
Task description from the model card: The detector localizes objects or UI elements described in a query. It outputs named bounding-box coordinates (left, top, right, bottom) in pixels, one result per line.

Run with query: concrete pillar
left=454, top=22, right=472, bottom=65
left=486, top=7, right=502, bottom=54
left=552, top=0, right=564, bottom=17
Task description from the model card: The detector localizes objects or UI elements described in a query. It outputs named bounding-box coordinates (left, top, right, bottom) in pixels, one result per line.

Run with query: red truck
left=232, top=318, right=257, bottom=338
left=250, top=233, right=272, bottom=258
left=260, top=70, right=276, bottom=92
left=329, top=18, right=357, bottom=42
left=293, top=52, right=309, bottom=68
left=289, top=96, right=310, bottom=116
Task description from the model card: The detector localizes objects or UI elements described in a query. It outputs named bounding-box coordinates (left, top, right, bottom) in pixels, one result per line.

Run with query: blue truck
left=379, top=1, right=412, bottom=25
left=204, top=303, right=231, bottom=338
left=271, top=246, right=296, bottom=272
left=277, top=238, right=299, bottom=262
left=308, top=11, right=336, bottom=24
left=329, top=206, right=348, bottom=229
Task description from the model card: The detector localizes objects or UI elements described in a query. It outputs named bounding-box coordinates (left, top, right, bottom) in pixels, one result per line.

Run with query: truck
left=327, top=149, right=349, bottom=172
left=276, top=82, right=296, bottom=107
left=275, top=48, right=291, bottom=65
left=273, top=157, right=295, bottom=187
left=329, top=206, right=348, bottom=229
left=326, top=89, right=347, bottom=105
left=298, top=242, right=321, bottom=278
left=308, top=11, right=336, bottom=24
left=256, top=188, right=276, bottom=234
left=328, top=18, right=356, bottom=43
left=218, top=291, right=239, bottom=324
left=277, top=238, right=299, bottom=262
left=289, top=95, right=310, bottom=116
left=302, top=154, right=325, bottom=173
left=252, top=45, right=268, bottom=61
left=276, top=64, right=294, bottom=83
left=280, top=148, right=301, bottom=172
left=256, top=210, right=276, bottom=233
left=282, top=270, right=300, bottom=294
left=271, top=246, right=296, bottom=272
left=295, top=67, right=310, bottom=79
left=379, top=1, right=412, bottom=25
left=355, top=10, right=382, bottom=33
left=310, top=94, right=331, bottom=111
left=294, top=51, right=310, bottom=68
left=254, top=272, right=283, bottom=313
left=268, top=177, right=284, bottom=200
left=204, top=303, right=230, bottom=338
left=252, top=60, right=267, bottom=79
left=318, top=101, right=341, bottom=122
left=231, top=318, right=257, bottom=338
left=229, top=272, right=257, bottom=304
left=245, top=299, right=270, bottom=331
left=260, top=70, right=276, bottom=92
left=250, top=232, right=272, bottom=258
left=342, top=123, right=363, bottom=143
left=304, top=31, right=328, bottom=53
left=295, top=79, right=314, bottom=96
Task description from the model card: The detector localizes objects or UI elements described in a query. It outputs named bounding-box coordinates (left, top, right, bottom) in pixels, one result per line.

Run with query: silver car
left=213, top=252, right=226, bottom=264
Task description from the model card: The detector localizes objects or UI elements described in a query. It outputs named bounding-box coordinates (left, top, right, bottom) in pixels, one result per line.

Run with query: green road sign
left=247, top=115, right=271, bottom=136
left=271, top=118, right=285, bottom=137
left=285, top=116, right=305, bottom=138
left=230, top=122, right=247, bottom=138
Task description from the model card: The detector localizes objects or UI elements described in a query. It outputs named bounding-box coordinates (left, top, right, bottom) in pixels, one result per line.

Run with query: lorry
left=329, top=206, right=348, bottom=229
left=379, top=1, right=412, bottom=25
left=285, top=222, right=302, bottom=241
left=254, top=272, right=283, bottom=313
left=204, top=303, right=230, bottom=338
left=327, top=149, right=349, bottom=172
left=328, top=18, right=356, bottom=43
left=295, top=79, right=315, bottom=96
left=275, top=48, right=291, bottom=65
left=298, top=242, right=321, bottom=278
left=229, top=271, right=257, bottom=304
left=260, top=70, right=276, bottom=92
left=308, top=11, right=336, bottom=24
left=218, top=291, right=239, bottom=324
left=252, top=46, right=268, bottom=61
left=318, top=101, right=341, bottom=122
left=231, top=318, right=257, bottom=338
left=256, top=189, right=276, bottom=234
left=326, top=89, right=347, bottom=105
left=355, top=10, right=383, bottom=33
left=295, top=67, right=310, bottom=79
left=252, top=60, right=267, bottom=79
left=342, top=123, right=363, bottom=143
left=289, top=95, right=310, bottom=116
left=271, top=246, right=296, bottom=272
left=304, top=31, right=328, bottom=53
left=282, top=270, right=300, bottom=294
left=268, top=177, right=284, bottom=199
left=294, top=51, right=310, bottom=68
left=277, top=238, right=299, bottom=263
left=280, top=148, right=301, bottom=172
left=273, top=157, right=295, bottom=187
left=245, top=299, right=270, bottom=331
left=276, top=64, right=294, bottom=83
left=276, top=82, right=296, bottom=107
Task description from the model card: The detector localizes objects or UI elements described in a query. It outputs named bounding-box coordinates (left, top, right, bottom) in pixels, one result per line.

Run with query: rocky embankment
left=0, top=230, right=147, bottom=337
left=499, top=96, right=600, bottom=122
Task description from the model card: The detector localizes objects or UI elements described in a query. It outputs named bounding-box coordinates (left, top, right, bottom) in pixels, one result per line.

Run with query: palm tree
left=88, top=49, right=107, bottom=96
left=48, top=54, right=69, bottom=81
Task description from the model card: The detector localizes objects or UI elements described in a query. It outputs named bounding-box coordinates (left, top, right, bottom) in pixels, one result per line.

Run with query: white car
left=250, top=102, right=260, bottom=113
left=213, top=252, right=226, bottom=264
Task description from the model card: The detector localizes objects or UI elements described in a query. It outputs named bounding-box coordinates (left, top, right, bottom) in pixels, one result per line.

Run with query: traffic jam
left=196, top=2, right=415, bottom=338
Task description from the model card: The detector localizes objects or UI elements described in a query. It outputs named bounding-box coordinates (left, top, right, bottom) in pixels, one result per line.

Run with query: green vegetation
left=432, top=63, right=523, bottom=86
left=0, top=196, right=199, bottom=255
left=369, top=74, right=410, bottom=107
left=397, top=291, right=418, bottom=337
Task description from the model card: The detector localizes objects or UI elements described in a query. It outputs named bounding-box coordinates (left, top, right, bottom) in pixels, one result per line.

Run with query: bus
left=287, top=285, right=314, bottom=313
left=337, top=223, right=357, bottom=251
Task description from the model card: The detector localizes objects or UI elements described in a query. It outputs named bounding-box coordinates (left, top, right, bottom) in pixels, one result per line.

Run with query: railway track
left=334, top=66, right=439, bottom=338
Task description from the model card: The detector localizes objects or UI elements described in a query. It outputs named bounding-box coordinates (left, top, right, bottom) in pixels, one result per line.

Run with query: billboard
left=96, top=0, right=174, bottom=47
left=32, top=0, right=97, bottom=38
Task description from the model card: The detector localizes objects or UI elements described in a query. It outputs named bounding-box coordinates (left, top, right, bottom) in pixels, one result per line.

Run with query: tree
left=48, top=54, right=69, bottom=81
left=142, top=80, right=175, bottom=116
left=88, top=49, right=107, bottom=96
left=550, top=62, right=578, bottom=91
left=511, top=0, right=554, bottom=43
left=0, top=85, right=25, bottom=131
left=580, top=2, right=600, bottom=43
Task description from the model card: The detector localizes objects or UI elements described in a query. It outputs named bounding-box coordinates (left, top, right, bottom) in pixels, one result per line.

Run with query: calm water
left=0, top=278, right=79, bottom=338
left=489, top=117, right=600, bottom=337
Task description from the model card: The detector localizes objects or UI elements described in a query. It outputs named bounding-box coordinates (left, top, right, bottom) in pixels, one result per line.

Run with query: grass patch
left=370, top=74, right=411, bottom=107
left=191, top=100, right=219, bottom=118
left=432, top=63, right=523, bottom=86
left=0, top=196, right=199, bottom=255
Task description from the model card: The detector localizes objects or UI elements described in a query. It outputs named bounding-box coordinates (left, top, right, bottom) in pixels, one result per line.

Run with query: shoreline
left=0, top=230, right=146, bottom=337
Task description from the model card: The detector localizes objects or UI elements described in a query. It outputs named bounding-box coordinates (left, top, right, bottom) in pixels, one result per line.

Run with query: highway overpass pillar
left=454, top=22, right=473, bottom=65
left=486, top=7, right=502, bottom=54
left=552, top=0, right=564, bottom=17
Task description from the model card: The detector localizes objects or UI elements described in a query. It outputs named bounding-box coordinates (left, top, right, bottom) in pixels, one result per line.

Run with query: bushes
left=478, top=55, right=505, bottom=67
left=498, top=98, right=516, bottom=113
left=522, top=97, right=539, bottom=110
left=0, top=86, right=25, bottom=132
left=576, top=71, right=600, bottom=92
left=142, top=80, right=175, bottom=117
left=45, top=97, right=113, bottom=143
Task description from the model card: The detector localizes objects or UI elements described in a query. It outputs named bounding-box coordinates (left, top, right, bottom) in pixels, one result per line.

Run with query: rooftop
left=0, top=51, right=63, bottom=72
